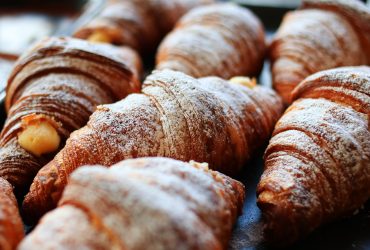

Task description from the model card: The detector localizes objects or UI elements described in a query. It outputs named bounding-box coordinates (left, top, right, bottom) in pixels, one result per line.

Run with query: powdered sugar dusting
left=23, top=69, right=284, bottom=217
left=156, top=3, right=265, bottom=78
left=258, top=66, right=370, bottom=245
left=20, top=157, right=245, bottom=249
left=270, top=6, right=368, bottom=103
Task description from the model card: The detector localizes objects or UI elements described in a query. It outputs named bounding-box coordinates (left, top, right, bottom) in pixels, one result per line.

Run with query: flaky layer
left=0, top=37, right=141, bottom=195
left=19, top=157, right=245, bottom=250
left=156, top=3, right=265, bottom=78
left=270, top=0, right=370, bottom=104
left=0, top=178, right=24, bottom=250
left=23, top=69, right=283, bottom=222
left=74, top=0, right=214, bottom=54
left=257, top=66, right=370, bottom=246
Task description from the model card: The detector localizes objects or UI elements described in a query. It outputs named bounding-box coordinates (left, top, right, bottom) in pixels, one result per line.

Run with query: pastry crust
left=156, top=3, right=266, bottom=78
left=23, top=69, right=283, bottom=222
left=19, top=157, right=245, bottom=250
left=74, top=0, right=215, bottom=54
left=0, top=37, right=142, bottom=195
left=270, top=0, right=370, bottom=104
left=257, top=66, right=370, bottom=246
left=302, top=0, right=370, bottom=60
left=0, top=178, right=24, bottom=250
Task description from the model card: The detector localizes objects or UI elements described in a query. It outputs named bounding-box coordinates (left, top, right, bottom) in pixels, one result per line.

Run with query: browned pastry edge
left=74, top=0, right=215, bottom=54
left=22, top=69, right=283, bottom=223
left=269, top=0, right=370, bottom=105
left=0, top=178, right=24, bottom=249
left=6, top=37, right=140, bottom=111
left=257, top=66, right=370, bottom=246
left=155, top=3, right=266, bottom=79
left=0, top=37, right=142, bottom=195
left=19, top=157, right=245, bottom=250
left=292, top=66, right=370, bottom=114
left=302, top=0, right=370, bottom=62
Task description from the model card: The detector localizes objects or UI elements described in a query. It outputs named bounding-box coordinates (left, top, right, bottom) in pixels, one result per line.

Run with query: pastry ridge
left=19, top=157, right=245, bottom=250
left=0, top=37, right=142, bottom=195
left=23, top=69, right=283, bottom=221
left=257, top=66, right=370, bottom=246
left=156, top=3, right=266, bottom=78
left=270, top=0, right=370, bottom=104
left=0, top=178, right=24, bottom=250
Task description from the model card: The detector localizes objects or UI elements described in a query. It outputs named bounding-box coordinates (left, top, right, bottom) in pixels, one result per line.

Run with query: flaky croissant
left=257, top=66, right=370, bottom=246
left=23, top=69, right=283, bottom=221
left=74, top=0, right=214, bottom=54
left=0, top=178, right=24, bottom=250
left=270, top=0, right=370, bottom=104
left=156, top=3, right=266, bottom=79
left=0, top=37, right=141, bottom=195
left=19, top=157, right=245, bottom=250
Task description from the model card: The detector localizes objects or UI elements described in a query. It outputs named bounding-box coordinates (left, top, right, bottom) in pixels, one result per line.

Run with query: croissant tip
left=22, top=161, right=61, bottom=224
left=22, top=194, right=41, bottom=225
left=257, top=197, right=299, bottom=247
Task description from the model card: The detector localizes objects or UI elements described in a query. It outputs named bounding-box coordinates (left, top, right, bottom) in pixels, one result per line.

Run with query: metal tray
left=0, top=2, right=368, bottom=249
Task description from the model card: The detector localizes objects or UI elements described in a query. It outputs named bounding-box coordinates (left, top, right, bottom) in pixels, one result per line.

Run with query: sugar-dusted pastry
left=0, top=37, right=142, bottom=195
left=23, top=70, right=283, bottom=221
left=257, top=66, right=370, bottom=246
left=19, top=157, right=245, bottom=250
left=270, top=0, right=370, bottom=103
left=156, top=3, right=266, bottom=78
left=0, top=178, right=24, bottom=250
left=74, top=0, right=215, bottom=53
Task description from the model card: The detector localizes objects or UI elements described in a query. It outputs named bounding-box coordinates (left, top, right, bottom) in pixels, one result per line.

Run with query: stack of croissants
left=0, top=0, right=369, bottom=249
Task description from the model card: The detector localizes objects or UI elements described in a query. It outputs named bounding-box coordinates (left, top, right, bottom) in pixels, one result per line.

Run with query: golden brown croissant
left=156, top=3, right=266, bottom=79
left=23, top=69, right=283, bottom=221
left=19, top=157, right=245, bottom=250
left=0, top=37, right=142, bottom=195
left=257, top=66, right=370, bottom=246
left=270, top=0, right=370, bottom=104
left=74, top=0, right=215, bottom=54
left=0, top=178, right=24, bottom=250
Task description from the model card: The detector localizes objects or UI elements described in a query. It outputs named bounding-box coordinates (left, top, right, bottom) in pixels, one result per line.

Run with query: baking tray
left=0, top=1, right=369, bottom=249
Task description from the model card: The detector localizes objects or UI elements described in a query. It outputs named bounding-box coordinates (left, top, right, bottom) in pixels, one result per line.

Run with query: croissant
left=23, top=69, right=283, bottom=221
left=0, top=37, right=142, bottom=195
left=270, top=0, right=370, bottom=104
left=156, top=3, right=266, bottom=79
left=0, top=178, right=24, bottom=250
left=257, top=66, right=370, bottom=246
left=74, top=0, right=215, bottom=54
left=19, top=157, right=245, bottom=249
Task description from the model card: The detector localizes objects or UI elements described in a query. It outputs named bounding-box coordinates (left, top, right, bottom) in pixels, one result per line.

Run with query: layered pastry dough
left=23, top=69, right=283, bottom=221
left=270, top=0, right=370, bottom=103
left=0, top=178, right=24, bottom=250
left=19, top=157, right=245, bottom=250
left=257, top=66, right=370, bottom=246
left=0, top=37, right=141, bottom=195
left=156, top=3, right=266, bottom=78
left=74, top=0, right=215, bottom=53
